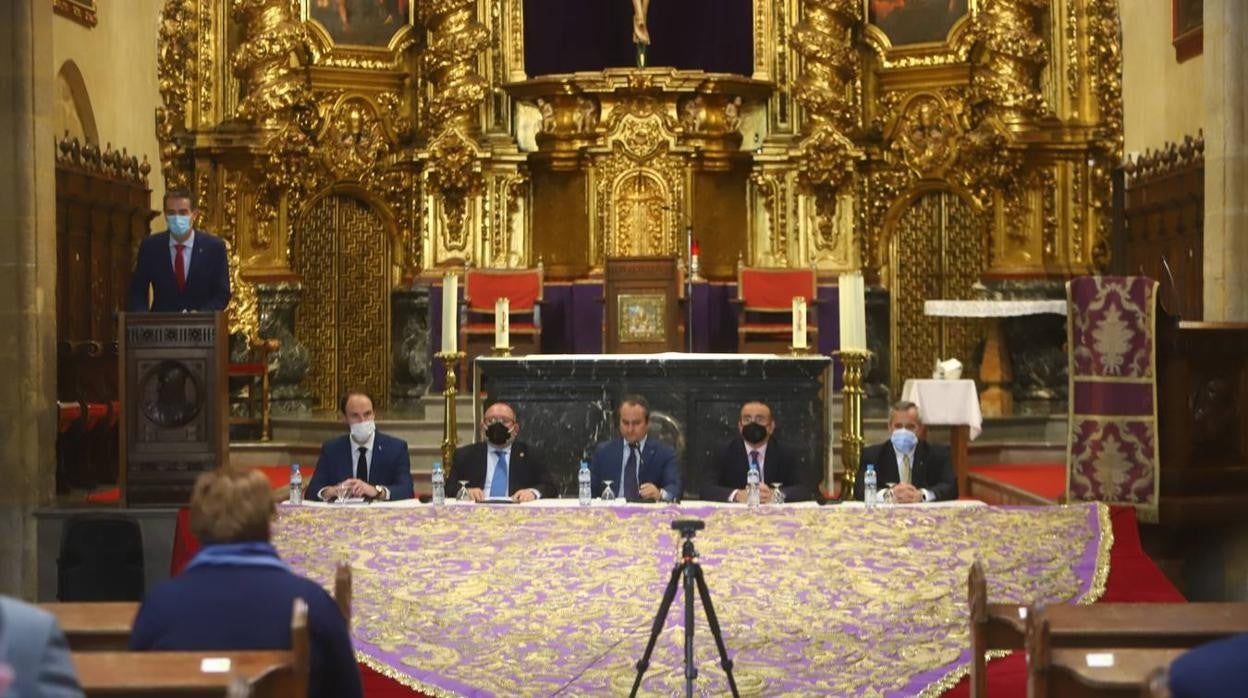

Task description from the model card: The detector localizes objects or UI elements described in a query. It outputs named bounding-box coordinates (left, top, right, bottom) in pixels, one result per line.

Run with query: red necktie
left=174, top=244, right=186, bottom=291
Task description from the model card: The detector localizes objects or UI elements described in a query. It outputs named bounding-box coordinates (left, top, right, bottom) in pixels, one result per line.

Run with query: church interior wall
left=52, top=1, right=164, bottom=231
left=1120, top=1, right=1204, bottom=155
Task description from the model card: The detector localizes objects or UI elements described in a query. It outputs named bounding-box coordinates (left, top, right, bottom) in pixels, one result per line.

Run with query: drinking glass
left=600, top=480, right=615, bottom=501
left=456, top=481, right=471, bottom=503
left=879, top=484, right=897, bottom=507
left=770, top=483, right=785, bottom=506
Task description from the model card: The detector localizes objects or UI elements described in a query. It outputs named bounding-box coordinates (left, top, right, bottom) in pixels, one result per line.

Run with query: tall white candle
left=852, top=273, right=867, bottom=351
left=441, top=273, right=458, bottom=353
left=792, top=296, right=808, bottom=349
left=838, top=272, right=867, bottom=351
left=494, top=297, right=510, bottom=349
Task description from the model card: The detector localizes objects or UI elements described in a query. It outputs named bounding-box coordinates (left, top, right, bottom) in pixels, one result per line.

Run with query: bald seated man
left=448, top=401, right=557, bottom=502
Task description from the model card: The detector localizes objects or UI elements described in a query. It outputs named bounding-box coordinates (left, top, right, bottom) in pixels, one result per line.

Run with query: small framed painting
left=1173, top=0, right=1202, bottom=62
left=54, top=0, right=97, bottom=28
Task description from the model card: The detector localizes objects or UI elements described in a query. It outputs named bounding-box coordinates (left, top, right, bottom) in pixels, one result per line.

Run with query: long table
left=272, top=500, right=1135, bottom=697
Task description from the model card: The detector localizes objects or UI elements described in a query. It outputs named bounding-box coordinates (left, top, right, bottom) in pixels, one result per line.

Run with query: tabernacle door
left=604, top=256, right=684, bottom=353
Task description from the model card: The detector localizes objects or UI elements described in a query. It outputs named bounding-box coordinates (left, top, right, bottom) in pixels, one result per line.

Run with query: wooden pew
left=73, top=598, right=309, bottom=698
left=45, top=561, right=354, bottom=651
left=967, top=561, right=1248, bottom=697
left=41, top=601, right=138, bottom=651
left=1026, top=616, right=1183, bottom=698
left=333, top=560, right=351, bottom=626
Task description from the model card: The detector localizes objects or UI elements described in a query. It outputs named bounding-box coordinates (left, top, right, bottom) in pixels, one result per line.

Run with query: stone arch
left=55, top=60, right=99, bottom=144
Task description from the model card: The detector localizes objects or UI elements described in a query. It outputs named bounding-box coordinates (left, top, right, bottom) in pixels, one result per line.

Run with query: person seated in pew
left=0, top=595, right=83, bottom=697
left=129, top=467, right=362, bottom=698
left=305, top=389, right=414, bottom=502
left=854, top=400, right=957, bottom=503
left=703, top=400, right=815, bottom=503
left=1167, top=632, right=1248, bottom=698
left=589, top=395, right=682, bottom=502
left=448, top=401, right=557, bottom=502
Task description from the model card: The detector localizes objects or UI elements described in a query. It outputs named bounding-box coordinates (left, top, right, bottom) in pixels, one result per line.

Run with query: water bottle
left=577, top=461, right=592, bottom=506
left=864, top=463, right=878, bottom=509
left=431, top=461, right=446, bottom=506
left=288, top=464, right=303, bottom=505
left=746, top=461, right=761, bottom=509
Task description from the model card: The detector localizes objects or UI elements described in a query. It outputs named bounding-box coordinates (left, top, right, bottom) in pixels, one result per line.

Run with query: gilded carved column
left=790, top=0, right=860, bottom=255
left=421, top=0, right=490, bottom=256
left=972, top=0, right=1050, bottom=128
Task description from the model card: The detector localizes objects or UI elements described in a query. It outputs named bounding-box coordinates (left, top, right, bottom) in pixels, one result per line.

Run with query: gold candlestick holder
left=491, top=345, right=514, bottom=357
left=833, top=349, right=871, bottom=501
left=435, top=350, right=466, bottom=476
left=788, top=345, right=811, bottom=356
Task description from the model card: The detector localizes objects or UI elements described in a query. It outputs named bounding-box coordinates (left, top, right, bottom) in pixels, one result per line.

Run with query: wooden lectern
left=604, top=256, right=684, bottom=353
left=119, top=312, right=229, bottom=506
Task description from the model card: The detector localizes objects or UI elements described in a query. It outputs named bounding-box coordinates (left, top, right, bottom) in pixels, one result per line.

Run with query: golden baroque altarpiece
left=155, top=0, right=1121, bottom=408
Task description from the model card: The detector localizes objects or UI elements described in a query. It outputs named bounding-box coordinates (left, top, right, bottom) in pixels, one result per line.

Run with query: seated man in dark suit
left=703, top=400, right=814, bottom=503
left=127, top=189, right=232, bottom=313
left=589, top=395, right=682, bottom=502
left=129, top=467, right=362, bottom=698
left=855, top=400, right=957, bottom=503
left=305, top=390, right=414, bottom=502
left=448, top=401, right=557, bottom=502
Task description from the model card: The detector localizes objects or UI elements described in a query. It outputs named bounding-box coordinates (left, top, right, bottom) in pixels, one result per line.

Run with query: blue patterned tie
left=489, top=451, right=509, bottom=498
left=623, top=444, right=641, bottom=501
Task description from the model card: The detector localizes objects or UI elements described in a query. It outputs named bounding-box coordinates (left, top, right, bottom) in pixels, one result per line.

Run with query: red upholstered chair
left=736, top=264, right=818, bottom=353
left=228, top=338, right=279, bottom=442
left=461, top=266, right=544, bottom=368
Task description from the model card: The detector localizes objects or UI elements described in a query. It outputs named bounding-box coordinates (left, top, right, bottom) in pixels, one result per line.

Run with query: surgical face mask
left=349, top=419, right=376, bottom=444
left=167, top=214, right=193, bottom=239
left=741, top=422, right=768, bottom=445
left=485, top=421, right=513, bottom=446
left=890, top=428, right=918, bottom=455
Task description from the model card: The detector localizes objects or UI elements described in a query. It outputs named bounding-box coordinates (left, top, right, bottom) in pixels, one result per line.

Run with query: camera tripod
left=630, top=519, right=739, bottom=698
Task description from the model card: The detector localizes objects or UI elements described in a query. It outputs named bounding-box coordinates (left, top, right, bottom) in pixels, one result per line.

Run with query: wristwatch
left=374, top=485, right=389, bottom=501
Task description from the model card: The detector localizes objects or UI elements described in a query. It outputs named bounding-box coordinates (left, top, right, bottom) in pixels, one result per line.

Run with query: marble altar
left=473, top=354, right=832, bottom=497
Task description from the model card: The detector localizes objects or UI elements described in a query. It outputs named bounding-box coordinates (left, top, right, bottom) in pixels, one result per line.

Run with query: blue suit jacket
left=589, top=437, right=682, bottom=501
left=129, top=562, right=362, bottom=698
left=305, top=432, right=415, bottom=501
left=127, top=230, right=232, bottom=312
left=0, top=596, right=82, bottom=698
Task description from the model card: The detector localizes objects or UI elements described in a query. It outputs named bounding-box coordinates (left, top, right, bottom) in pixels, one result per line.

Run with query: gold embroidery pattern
left=274, top=503, right=1107, bottom=696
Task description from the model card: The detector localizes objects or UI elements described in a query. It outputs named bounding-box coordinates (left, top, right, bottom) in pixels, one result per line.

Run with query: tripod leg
left=683, top=563, right=697, bottom=698
left=630, top=562, right=684, bottom=698
left=692, top=565, right=740, bottom=698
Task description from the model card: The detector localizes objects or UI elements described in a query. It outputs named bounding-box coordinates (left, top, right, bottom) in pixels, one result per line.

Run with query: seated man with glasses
left=448, top=401, right=557, bottom=502
left=703, top=400, right=816, bottom=503
left=854, top=400, right=957, bottom=503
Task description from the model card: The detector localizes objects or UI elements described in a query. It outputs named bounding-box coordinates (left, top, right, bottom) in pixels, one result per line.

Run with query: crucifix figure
left=632, top=0, right=650, bottom=68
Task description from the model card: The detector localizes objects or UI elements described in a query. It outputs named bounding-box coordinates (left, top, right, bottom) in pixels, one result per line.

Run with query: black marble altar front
left=473, top=354, right=832, bottom=498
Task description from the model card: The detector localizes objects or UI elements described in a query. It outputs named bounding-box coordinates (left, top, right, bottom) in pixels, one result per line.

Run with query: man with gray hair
left=854, top=400, right=957, bottom=503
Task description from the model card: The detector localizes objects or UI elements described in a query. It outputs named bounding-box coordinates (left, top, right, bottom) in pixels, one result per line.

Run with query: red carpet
left=969, top=463, right=1067, bottom=501
left=941, top=505, right=1185, bottom=698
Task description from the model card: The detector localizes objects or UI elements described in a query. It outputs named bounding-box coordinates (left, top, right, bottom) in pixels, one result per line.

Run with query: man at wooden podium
left=127, top=190, right=232, bottom=313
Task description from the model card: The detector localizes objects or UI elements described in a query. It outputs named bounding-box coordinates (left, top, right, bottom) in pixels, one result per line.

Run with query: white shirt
left=168, top=230, right=195, bottom=274
left=729, top=440, right=770, bottom=502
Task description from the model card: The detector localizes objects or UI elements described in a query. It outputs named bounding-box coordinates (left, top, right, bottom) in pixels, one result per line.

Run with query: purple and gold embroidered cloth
left=1066, top=276, right=1161, bottom=521
left=273, top=503, right=1109, bottom=697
